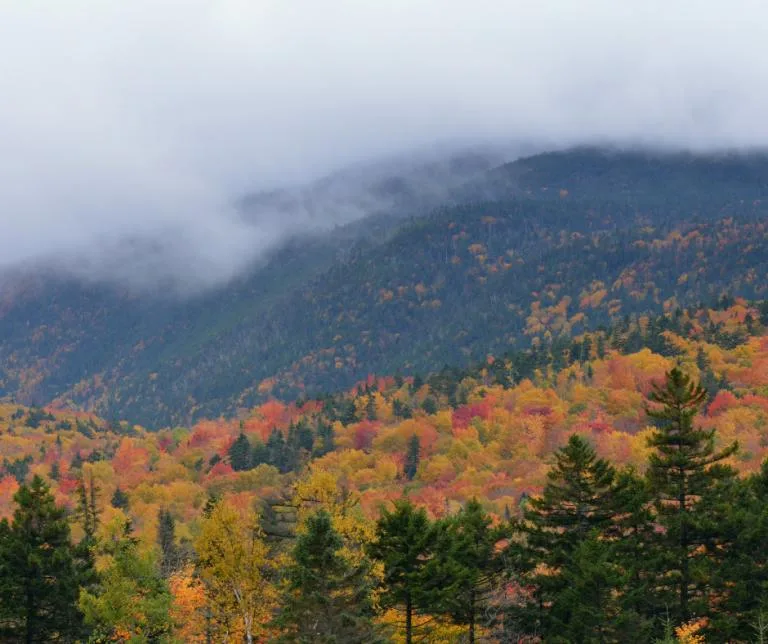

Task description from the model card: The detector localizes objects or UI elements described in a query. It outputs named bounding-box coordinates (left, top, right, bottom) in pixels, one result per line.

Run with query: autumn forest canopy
left=4, top=148, right=768, bottom=642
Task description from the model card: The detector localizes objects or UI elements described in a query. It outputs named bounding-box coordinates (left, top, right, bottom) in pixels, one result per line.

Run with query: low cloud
left=1, top=0, right=766, bottom=290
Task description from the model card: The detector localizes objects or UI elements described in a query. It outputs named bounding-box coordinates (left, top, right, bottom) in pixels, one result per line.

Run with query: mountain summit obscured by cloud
left=2, top=0, right=766, bottom=290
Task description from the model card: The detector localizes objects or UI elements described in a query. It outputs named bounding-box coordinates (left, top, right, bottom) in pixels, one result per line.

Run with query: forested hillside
left=2, top=301, right=768, bottom=641
left=1, top=148, right=768, bottom=427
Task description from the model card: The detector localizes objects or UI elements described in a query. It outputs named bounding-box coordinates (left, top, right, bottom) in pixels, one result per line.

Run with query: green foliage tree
left=702, top=460, right=768, bottom=640
left=368, top=499, right=434, bottom=644
left=79, top=519, right=173, bottom=642
left=403, top=435, right=420, bottom=481
left=0, top=475, right=84, bottom=642
left=423, top=499, right=507, bottom=643
left=157, top=508, right=180, bottom=578
left=276, top=510, right=382, bottom=643
left=513, top=434, right=630, bottom=640
left=645, top=367, right=738, bottom=624
left=110, top=486, right=129, bottom=510
left=228, top=432, right=254, bottom=472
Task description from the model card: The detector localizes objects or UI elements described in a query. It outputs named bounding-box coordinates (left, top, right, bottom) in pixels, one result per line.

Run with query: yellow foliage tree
left=194, top=500, right=276, bottom=644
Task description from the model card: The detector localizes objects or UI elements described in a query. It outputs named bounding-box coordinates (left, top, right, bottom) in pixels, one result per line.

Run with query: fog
left=1, top=0, right=767, bottom=290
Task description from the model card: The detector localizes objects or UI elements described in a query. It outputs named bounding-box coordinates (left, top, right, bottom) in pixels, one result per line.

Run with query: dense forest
left=2, top=149, right=768, bottom=427
left=3, top=301, right=768, bottom=641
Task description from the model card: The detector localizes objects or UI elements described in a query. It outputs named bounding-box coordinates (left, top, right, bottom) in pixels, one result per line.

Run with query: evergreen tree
left=423, top=499, right=507, bottom=643
left=645, top=367, right=738, bottom=624
left=252, top=438, right=269, bottom=466
left=514, top=434, right=625, bottom=640
left=157, top=508, right=181, bottom=578
left=421, top=397, right=438, bottom=415
left=0, top=475, right=84, bottom=642
left=75, top=474, right=99, bottom=542
left=110, top=486, right=129, bottom=510
left=266, top=429, right=287, bottom=472
left=366, top=394, right=377, bottom=420
left=368, top=499, right=435, bottom=644
left=314, top=422, right=335, bottom=457
left=702, top=460, right=768, bottom=640
left=276, top=510, right=382, bottom=643
left=403, top=435, right=420, bottom=481
left=228, top=432, right=254, bottom=472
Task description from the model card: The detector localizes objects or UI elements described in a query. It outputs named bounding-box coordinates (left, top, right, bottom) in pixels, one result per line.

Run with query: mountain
left=1, top=147, right=768, bottom=428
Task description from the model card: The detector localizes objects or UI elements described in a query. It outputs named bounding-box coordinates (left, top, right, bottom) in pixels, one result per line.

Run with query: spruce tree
left=423, top=499, right=507, bottom=643
left=0, top=475, right=83, bottom=642
left=368, top=499, right=435, bottom=644
left=704, top=460, right=768, bottom=640
left=228, top=432, right=254, bottom=471
left=110, top=486, right=129, bottom=510
left=276, top=510, right=382, bottom=643
left=266, top=429, right=287, bottom=472
left=645, top=367, right=738, bottom=624
left=514, top=434, right=625, bottom=640
left=157, top=508, right=180, bottom=577
left=404, top=435, right=420, bottom=481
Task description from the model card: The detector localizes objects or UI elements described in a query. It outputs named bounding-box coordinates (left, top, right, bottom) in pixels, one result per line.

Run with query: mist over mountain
left=0, top=147, right=765, bottom=426
left=2, top=1, right=768, bottom=291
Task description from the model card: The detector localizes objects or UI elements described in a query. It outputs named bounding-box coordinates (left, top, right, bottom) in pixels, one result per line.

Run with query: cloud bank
left=1, top=0, right=767, bottom=289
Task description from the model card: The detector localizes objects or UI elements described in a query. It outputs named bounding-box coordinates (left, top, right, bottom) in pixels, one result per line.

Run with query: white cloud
left=1, top=0, right=766, bottom=288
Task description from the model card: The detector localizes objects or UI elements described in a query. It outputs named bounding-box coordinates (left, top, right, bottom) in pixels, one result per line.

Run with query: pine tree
left=366, top=394, right=377, bottom=420
left=703, top=460, right=768, bottom=639
left=75, top=474, right=99, bottom=542
left=645, top=367, right=738, bottom=624
left=228, top=432, right=254, bottom=472
left=276, top=510, right=382, bottom=643
left=267, top=429, right=287, bottom=472
left=110, top=486, right=129, bottom=510
left=368, top=499, right=435, bottom=644
left=0, top=475, right=84, bottom=642
left=423, top=499, right=507, bottom=643
left=314, top=422, right=335, bottom=457
left=514, top=434, right=625, bottom=640
left=158, top=508, right=181, bottom=577
left=404, top=435, right=420, bottom=481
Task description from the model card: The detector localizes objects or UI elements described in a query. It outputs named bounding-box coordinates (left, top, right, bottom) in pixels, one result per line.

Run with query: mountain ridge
left=2, top=146, right=768, bottom=427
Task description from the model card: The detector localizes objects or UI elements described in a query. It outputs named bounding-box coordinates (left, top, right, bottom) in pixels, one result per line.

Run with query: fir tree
left=404, top=435, right=420, bottom=481
left=0, top=475, right=84, bottom=642
left=110, top=486, right=129, bottom=510
left=314, top=422, right=335, bottom=457
left=368, top=499, right=435, bottom=644
left=228, top=432, right=254, bottom=472
left=276, top=510, right=382, bottom=643
left=75, top=474, right=99, bottom=542
left=157, top=508, right=180, bottom=578
left=267, top=429, right=287, bottom=472
left=645, top=367, right=738, bottom=624
left=423, top=499, right=507, bottom=643
left=514, top=434, right=624, bottom=639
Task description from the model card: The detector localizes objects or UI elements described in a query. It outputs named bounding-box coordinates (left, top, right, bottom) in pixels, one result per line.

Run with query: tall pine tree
left=514, top=434, right=627, bottom=640
left=0, top=475, right=84, bottom=642
left=368, top=499, right=435, bottom=643
left=403, top=435, right=420, bottom=481
left=645, top=367, right=738, bottom=624
left=423, top=499, right=507, bottom=643
left=276, top=510, right=382, bottom=643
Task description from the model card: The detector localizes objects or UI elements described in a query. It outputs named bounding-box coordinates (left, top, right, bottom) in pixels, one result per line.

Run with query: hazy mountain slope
left=1, top=148, right=768, bottom=427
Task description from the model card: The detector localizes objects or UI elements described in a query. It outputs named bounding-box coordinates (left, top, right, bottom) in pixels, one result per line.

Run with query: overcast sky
left=1, top=0, right=767, bottom=290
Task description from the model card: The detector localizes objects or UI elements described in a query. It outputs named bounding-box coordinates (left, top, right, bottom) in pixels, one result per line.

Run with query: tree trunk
left=469, top=589, right=476, bottom=644
left=405, top=592, right=413, bottom=644
left=679, top=465, right=689, bottom=622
